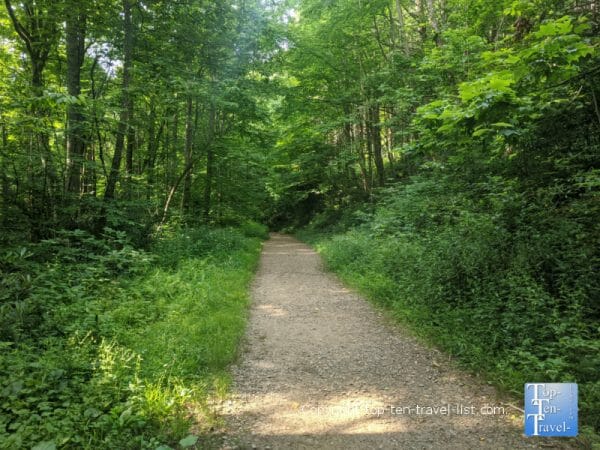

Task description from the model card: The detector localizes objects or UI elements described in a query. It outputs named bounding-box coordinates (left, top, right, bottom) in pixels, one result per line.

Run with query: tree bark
left=426, top=0, right=441, bottom=45
left=203, top=146, right=214, bottom=221
left=4, top=0, right=58, bottom=238
left=371, top=105, right=385, bottom=186
left=167, top=107, right=179, bottom=189
left=182, top=95, right=194, bottom=212
left=203, top=102, right=216, bottom=220
left=355, top=122, right=371, bottom=194
left=143, top=101, right=164, bottom=198
left=104, top=0, right=134, bottom=200
left=395, top=0, right=410, bottom=54
left=65, top=2, right=87, bottom=194
left=160, top=102, right=214, bottom=226
left=1, top=124, right=8, bottom=226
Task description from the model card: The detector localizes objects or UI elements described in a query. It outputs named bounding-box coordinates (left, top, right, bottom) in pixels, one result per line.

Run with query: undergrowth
left=0, top=221, right=266, bottom=449
left=297, top=178, right=599, bottom=442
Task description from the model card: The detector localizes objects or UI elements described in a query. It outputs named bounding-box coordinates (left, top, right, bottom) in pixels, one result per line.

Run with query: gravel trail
left=218, top=233, right=572, bottom=449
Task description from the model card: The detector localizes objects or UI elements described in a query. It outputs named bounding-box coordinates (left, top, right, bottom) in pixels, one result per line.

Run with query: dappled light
left=0, top=0, right=598, bottom=447
left=221, top=235, right=536, bottom=449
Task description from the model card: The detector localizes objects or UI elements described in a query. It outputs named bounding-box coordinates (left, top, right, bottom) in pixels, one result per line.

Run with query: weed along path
left=218, top=233, right=566, bottom=449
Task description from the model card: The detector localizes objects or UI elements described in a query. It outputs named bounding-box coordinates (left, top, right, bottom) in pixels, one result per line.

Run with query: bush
left=239, top=220, right=269, bottom=239
left=0, top=225, right=264, bottom=449
left=304, top=176, right=600, bottom=432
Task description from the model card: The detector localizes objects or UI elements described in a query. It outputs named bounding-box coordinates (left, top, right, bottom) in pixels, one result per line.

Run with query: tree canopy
left=1, top=0, right=599, bottom=446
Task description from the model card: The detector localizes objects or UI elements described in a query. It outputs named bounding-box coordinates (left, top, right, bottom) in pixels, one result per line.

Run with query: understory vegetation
left=2, top=0, right=599, bottom=446
left=280, top=0, right=599, bottom=440
left=1, top=1, right=273, bottom=446
left=0, top=223, right=266, bottom=449
left=298, top=174, right=599, bottom=436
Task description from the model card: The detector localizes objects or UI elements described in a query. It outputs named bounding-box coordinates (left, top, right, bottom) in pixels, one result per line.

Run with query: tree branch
left=4, top=0, right=34, bottom=56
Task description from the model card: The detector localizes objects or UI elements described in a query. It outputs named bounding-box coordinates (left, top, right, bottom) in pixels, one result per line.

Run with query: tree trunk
left=426, top=0, right=441, bottom=45
left=160, top=102, right=213, bottom=226
left=143, top=101, right=156, bottom=173
left=65, top=3, right=87, bottom=195
left=371, top=105, right=385, bottom=186
left=395, top=0, right=410, bottom=54
left=144, top=102, right=164, bottom=198
left=4, top=0, right=58, bottom=238
left=125, top=105, right=135, bottom=180
left=203, top=103, right=216, bottom=220
left=182, top=95, right=194, bottom=212
left=168, top=107, right=179, bottom=189
left=1, top=124, right=9, bottom=226
left=356, top=122, right=371, bottom=194
left=125, top=102, right=135, bottom=199
left=104, top=0, right=134, bottom=200
left=364, top=112, right=374, bottom=189
left=416, top=0, right=428, bottom=43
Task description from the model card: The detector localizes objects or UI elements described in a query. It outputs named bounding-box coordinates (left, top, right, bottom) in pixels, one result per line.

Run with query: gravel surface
left=216, top=233, right=575, bottom=449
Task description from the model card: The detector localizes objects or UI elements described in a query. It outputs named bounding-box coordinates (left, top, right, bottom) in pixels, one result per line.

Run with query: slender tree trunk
left=161, top=159, right=193, bottom=225
left=371, top=105, right=385, bottom=186
left=182, top=95, right=194, bottom=212
left=1, top=173, right=8, bottom=227
left=203, top=102, right=216, bottom=220
left=1, top=124, right=8, bottom=226
left=143, top=101, right=156, bottom=173
left=144, top=102, right=164, bottom=199
left=86, top=143, right=96, bottom=195
left=105, top=0, right=134, bottom=200
left=125, top=103, right=135, bottom=180
left=168, top=107, right=179, bottom=189
left=416, top=0, right=428, bottom=43
left=161, top=102, right=213, bottom=226
left=386, top=107, right=395, bottom=171
left=4, top=0, right=58, bottom=238
left=364, top=111, right=374, bottom=189
left=356, top=122, right=371, bottom=194
left=395, top=0, right=410, bottom=54
left=65, top=3, right=87, bottom=195
left=426, top=0, right=441, bottom=45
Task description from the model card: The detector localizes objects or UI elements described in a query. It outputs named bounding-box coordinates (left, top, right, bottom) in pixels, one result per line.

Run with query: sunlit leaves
left=534, top=15, right=573, bottom=37
left=459, top=71, right=516, bottom=103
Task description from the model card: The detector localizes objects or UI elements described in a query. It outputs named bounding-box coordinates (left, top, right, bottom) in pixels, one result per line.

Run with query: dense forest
left=1, top=0, right=599, bottom=448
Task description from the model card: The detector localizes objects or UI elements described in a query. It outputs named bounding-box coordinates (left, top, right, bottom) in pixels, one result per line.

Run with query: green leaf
left=534, top=16, right=573, bottom=38
left=119, top=407, right=132, bottom=425
left=472, top=128, right=493, bottom=137
left=459, top=81, right=481, bottom=102
left=84, top=407, right=102, bottom=418
left=488, top=72, right=515, bottom=92
left=32, top=442, right=56, bottom=450
left=179, top=435, right=199, bottom=448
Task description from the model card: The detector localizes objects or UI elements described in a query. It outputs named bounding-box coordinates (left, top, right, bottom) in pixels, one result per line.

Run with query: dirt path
left=218, top=233, right=569, bottom=449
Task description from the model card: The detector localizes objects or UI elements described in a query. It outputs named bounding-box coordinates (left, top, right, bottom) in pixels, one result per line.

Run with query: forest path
left=217, top=233, right=558, bottom=449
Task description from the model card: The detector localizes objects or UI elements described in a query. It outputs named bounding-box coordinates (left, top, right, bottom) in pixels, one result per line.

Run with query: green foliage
left=2, top=0, right=599, bottom=444
left=290, top=3, right=599, bottom=436
left=0, top=226, right=263, bottom=449
left=0, top=0, right=278, bottom=237
left=239, top=220, right=270, bottom=240
left=302, top=173, right=600, bottom=432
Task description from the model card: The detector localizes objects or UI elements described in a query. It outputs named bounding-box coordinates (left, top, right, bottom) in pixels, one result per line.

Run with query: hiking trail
left=218, top=233, right=569, bottom=449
